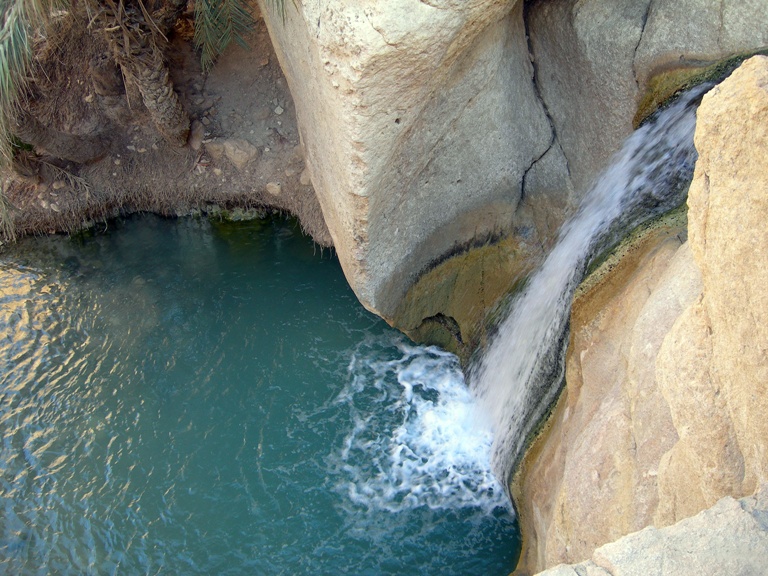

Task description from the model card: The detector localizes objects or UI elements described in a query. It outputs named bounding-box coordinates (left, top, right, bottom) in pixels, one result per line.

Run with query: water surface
left=0, top=215, right=519, bottom=575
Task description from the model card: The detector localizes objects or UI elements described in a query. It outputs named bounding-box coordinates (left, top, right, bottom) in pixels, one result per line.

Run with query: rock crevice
left=259, top=0, right=767, bottom=349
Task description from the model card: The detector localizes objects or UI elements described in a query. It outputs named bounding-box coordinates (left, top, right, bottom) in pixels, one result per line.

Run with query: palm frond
left=0, top=177, right=15, bottom=242
left=0, top=0, right=55, bottom=163
left=193, top=0, right=254, bottom=72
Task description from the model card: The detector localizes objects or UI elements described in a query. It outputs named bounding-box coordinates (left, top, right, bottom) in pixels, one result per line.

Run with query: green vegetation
left=0, top=0, right=52, bottom=162
left=194, top=0, right=255, bottom=71
left=194, top=0, right=292, bottom=71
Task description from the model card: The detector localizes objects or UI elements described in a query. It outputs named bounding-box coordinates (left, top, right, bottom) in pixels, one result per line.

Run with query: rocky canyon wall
left=259, top=0, right=767, bottom=356
left=257, top=0, right=554, bottom=354
left=513, top=55, right=768, bottom=575
left=536, top=486, right=768, bottom=576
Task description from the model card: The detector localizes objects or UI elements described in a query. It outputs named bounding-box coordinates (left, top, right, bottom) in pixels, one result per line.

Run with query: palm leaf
left=0, top=0, right=55, bottom=163
left=193, top=0, right=254, bottom=72
left=0, top=178, right=15, bottom=241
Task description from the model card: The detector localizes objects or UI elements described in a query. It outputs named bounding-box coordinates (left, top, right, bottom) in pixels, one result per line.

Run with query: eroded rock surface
left=536, top=485, right=768, bottom=576
left=527, top=0, right=768, bottom=194
left=259, top=0, right=555, bottom=331
left=512, top=55, right=768, bottom=575
left=257, top=0, right=767, bottom=351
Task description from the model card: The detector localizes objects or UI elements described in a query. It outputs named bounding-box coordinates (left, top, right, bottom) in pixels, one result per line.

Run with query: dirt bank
left=1, top=8, right=331, bottom=247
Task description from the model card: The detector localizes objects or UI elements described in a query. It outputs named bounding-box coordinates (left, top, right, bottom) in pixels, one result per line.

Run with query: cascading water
left=471, top=84, right=712, bottom=489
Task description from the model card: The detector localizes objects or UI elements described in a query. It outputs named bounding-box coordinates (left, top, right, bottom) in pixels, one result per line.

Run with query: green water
left=0, top=215, right=520, bottom=575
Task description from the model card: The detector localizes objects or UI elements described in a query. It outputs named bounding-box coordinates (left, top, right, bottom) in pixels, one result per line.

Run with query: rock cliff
left=255, top=2, right=768, bottom=572
left=258, top=0, right=768, bottom=354
left=238, top=3, right=768, bottom=575
left=513, top=55, right=768, bottom=574
left=536, top=485, right=768, bottom=576
left=258, top=0, right=552, bottom=338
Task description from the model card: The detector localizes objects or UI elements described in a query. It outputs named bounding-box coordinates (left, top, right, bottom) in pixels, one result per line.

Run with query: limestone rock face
left=635, top=0, right=768, bottom=86
left=535, top=486, right=768, bottom=576
left=527, top=0, right=650, bottom=193
left=258, top=0, right=553, bottom=325
left=512, top=56, right=768, bottom=575
left=258, top=0, right=768, bottom=349
left=528, top=0, right=768, bottom=193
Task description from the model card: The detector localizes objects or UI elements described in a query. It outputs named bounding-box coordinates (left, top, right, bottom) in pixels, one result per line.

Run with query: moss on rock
left=634, top=48, right=768, bottom=128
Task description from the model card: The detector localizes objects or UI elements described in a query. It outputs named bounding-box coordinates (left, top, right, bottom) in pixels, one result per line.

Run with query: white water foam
left=471, top=86, right=711, bottom=488
left=330, top=336, right=509, bottom=515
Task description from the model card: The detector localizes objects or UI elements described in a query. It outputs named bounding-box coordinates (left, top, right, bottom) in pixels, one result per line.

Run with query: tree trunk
left=150, top=0, right=187, bottom=36
left=123, top=42, right=190, bottom=147
left=13, top=111, right=109, bottom=164
left=100, top=1, right=190, bottom=147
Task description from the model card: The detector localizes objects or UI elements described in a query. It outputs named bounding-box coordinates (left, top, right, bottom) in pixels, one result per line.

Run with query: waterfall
left=470, top=84, right=712, bottom=491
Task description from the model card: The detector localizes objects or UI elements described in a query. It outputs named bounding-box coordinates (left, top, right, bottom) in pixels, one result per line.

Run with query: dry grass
left=0, top=0, right=332, bottom=249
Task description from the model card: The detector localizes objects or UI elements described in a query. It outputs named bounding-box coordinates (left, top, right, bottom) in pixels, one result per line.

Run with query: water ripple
left=0, top=216, right=519, bottom=575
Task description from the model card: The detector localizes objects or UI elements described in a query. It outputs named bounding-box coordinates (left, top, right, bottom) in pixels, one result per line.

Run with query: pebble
left=274, top=106, right=284, bottom=115
left=266, top=182, right=282, bottom=196
left=188, top=121, right=205, bottom=151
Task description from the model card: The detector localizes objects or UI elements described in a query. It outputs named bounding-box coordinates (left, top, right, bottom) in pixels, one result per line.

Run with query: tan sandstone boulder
left=536, top=486, right=768, bottom=576
left=660, top=54, right=768, bottom=518
left=513, top=55, right=768, bottom=575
